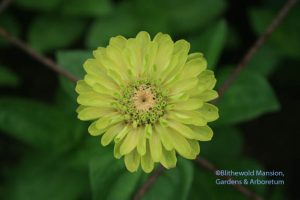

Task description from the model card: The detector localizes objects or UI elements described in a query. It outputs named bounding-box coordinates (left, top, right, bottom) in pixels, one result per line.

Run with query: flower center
left=118, top=80, right=167, bottom=126
left=132, top=85, right=156, bottom=111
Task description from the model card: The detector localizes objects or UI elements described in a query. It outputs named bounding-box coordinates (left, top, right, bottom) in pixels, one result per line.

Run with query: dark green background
left=0, top=0, right=299, bottom=199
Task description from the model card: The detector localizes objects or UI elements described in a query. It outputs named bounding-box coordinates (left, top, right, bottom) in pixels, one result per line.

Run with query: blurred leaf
left=246, top=45, right=281, bottom=76
left=131, top=0, right=170, bottom=35
left=28, top=16, right=86, bottom=53
left=189, top=20, right=228, bottom=69
left=60, top=0, right=112, bottom=16
left=85, top=4, right=139, bottom=49
left=5, top=153, right=89, bottom=200
left=0, top=13, right=20, bottom=47
left=89, top=153, right=142, bottom=200
left=249, top=6, right=300, bottom=59
left=0, top=66, right=19, bottom=87
left=0, top=97, right=83, bottom=154
left=201, top=126, right=243, bottom=165
left=56, top=50, right=91, bottom=100
left=168, top=0, right=227, bottom=34
left=216, top=69, right=280, bottom=125
left=143, top=159, right=193, bottom=200
left=14, top=0, right=62, bottom=11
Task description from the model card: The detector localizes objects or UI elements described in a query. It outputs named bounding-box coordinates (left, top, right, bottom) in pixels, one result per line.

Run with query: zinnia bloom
left=76, top=31, right=219, bottom=173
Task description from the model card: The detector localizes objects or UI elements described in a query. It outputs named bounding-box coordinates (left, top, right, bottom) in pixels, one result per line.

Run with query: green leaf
left=201, top=126, right=243, bottom=165
left=0, top=66, right=19, bottom=87
left=85, top=4, right=138, bottom=49
left=168, top=0, right=227, bottom=34
left=89, top=152, right=142, bottom=200
left=28, top=16, right=86, bottom=53
left=249, top=6, right=300, bottom=59
left=60, top=0, right=112, bottom=17
left=5, top=153, right=89, bottom=200
left=0, top=13, right=20, bottom=47
left=14, top=0, right=62, bottom=11
left=216, top=69, right=280, bottom=125
left=189, top=20, right=228, bottom=69
left=246, top=45, right=281, bottom=76
left=0, top=97, right=83, bottom=154
left=143, top=159, right=193, bottom=200
left=56, top=50, right=91, bottom=100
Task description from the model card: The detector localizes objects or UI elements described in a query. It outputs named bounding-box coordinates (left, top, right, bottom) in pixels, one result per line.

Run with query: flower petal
left=101, top=123, right=124, bottom=146
left=190, top=125, right=213, bottom=141
left=169, top=98, right=203, bottom=111
left=78, top=107, right=114, bottom=121
left=137, top=127, right=146, bottom=156
left=120, top=127, right=139, bottom=155
left=141, top=143, right=154, bottom=173
left=149, top=130, right=162, bottom=162
left=198, top=103, right=219, bottom=122
left=165, top=127, right=193, bottom=159
left=160, top=148, right=177, bottom=169
left=124, top=150, right=140, bottom=172
left=167, top=110, right=207, bottom=126
left=156, top=124, right=173, bottom=151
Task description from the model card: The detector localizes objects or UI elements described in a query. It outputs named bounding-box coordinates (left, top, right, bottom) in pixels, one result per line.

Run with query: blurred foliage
left=0, top=0, right=298, bottom=199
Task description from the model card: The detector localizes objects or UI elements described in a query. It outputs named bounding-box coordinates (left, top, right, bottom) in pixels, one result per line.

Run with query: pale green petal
left=160, top=40, right=189, bottom=84
left=165, top=127, right=192, bottom=159
left=88, top=121, right=103, bottom=136
left=195, top=90, right=218, bottom=102
left=149, top=130, right=162, bottom=162
left=187, top=139, right=200, bottom=156
left=141, top=143, right=154, bottom=173
left=78, top=107, right=114, bottom=121
left=143, top=41, right=158, bottom=77
left=190, top=70, right=217, bottom=95
left=77, top=92, right=113, bottom=107
left=75, top=80, right=93, bottom=94
left=198, top=103, right=219, bottom=122
left=187, top=52, right=203, bottom=62
left=179, top=57, right=207, bottom=80
left=168, top=110, right=207, bottom=126
left=190, top=125, right=213, bottom=141
left=153, top=34, right=174, bottom=75
left=84, top=74, right=117, bottom=92
left=145, top=124, right=152, bottom=139
left=114, top=125, right=129, bottom=143
left=168, top=120, right=205, bottom=140
left=169, top=98, right=203, bottom=111
left=168, top=78, right=198, bottom=95
left=137, top=127, right=146, bottom=156
left=156, top=124, right=173, bottom=151
left=160, top=148, right=177, bottom=169
left=168, top=92, right=189, bottom=104
left=95, top=113, right=121, bottom=131
left=124, top=150, right=140, bottom=172
left=120, top=127, right=139, bottom=155
left=109, top=35, right=127, bottom=51
left=101, top=123, right=124, bottom=146
left=114, top=140, right=123, bottom=159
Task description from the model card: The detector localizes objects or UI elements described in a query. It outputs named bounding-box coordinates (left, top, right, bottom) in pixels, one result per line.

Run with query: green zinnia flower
left=76, top=31, right=219, bottom=173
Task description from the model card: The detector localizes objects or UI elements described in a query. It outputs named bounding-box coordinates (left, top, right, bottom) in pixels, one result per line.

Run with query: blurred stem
left=0, top=27, right=79, bottom=83
left=0, top=0, right=12, bottom=14
left=217, top=0, right=298, bottom=99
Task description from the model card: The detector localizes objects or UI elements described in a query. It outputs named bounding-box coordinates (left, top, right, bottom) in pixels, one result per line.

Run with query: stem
left=0, top=27, right=79, bottom=83
left=217, top=0, right=297, bottom=99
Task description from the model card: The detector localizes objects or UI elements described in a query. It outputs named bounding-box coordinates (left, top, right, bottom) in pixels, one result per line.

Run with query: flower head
left=76, top=31, right=219, bottom=173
